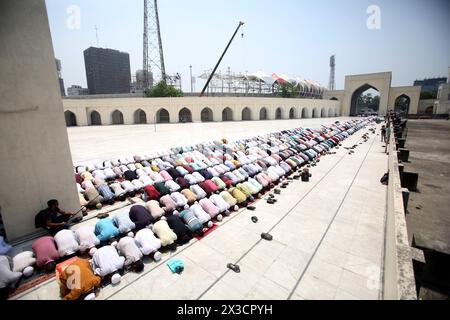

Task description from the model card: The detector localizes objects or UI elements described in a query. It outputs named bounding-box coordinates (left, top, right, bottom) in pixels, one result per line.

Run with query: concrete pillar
left=169, top=107, right=178, bottom=123
left=212, top=106, right=222, bottom=122
left=283, top=107, right=290, bottom=120
left=0, top=0, right=80, bottom=240
left=268, top=107, right=276, bottom=120
left=251, top=105, right=259, bottom=121
left=191, top=106, right=201, bottom=123
left=233, top=107, right=241, bottom=121
left=123, top=109, right=133, bottom=125
left=76, top=109, right=88, bottom=126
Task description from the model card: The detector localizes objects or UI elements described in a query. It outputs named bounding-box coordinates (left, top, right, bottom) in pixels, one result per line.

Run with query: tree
left=356, top=92, right=380, bottom=113
left=277, top=82, right=300, bottom=98
left=145, top=81, right=183, bottom=97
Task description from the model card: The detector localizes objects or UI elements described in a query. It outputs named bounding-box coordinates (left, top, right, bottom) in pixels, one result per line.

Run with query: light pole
left=189, top=65, right=193, bottom=93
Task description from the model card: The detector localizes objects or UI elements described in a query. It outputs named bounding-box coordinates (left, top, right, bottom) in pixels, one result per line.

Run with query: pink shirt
left=32, top=236, right=60, bottom=267
left=159, top=170, right=173, bottom=181
left=199, top=198, right=220, bottom=218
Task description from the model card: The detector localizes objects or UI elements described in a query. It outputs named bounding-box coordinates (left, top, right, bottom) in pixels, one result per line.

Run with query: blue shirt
left=95, top=218, right=120, bottom=242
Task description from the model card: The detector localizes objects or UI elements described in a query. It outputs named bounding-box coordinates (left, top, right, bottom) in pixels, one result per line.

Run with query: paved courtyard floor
left=13, top=119, right=388, bottom=300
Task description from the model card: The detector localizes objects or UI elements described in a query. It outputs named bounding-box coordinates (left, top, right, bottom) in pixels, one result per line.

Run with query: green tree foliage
left=277, top=82, right=300, bottom=98
left=356, top=93, right=380, bottom=113
left=145, top=81, right=183, bottom=97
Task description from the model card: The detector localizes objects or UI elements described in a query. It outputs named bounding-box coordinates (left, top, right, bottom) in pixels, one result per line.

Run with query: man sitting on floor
left=42, top=199, right=78, bottom=235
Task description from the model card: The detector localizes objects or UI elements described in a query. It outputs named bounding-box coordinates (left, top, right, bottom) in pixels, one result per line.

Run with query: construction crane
left=143, top=0, right=166, bottom=89
left=200, top=21, right=245, bottom=97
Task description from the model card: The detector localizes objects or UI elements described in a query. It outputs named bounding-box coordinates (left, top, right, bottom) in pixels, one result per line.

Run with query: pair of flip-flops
left=96, top=213, right=109, bottom=219
left=247, top=206, right=256, bottom=211
left=274, top=189, right=281, bottom=195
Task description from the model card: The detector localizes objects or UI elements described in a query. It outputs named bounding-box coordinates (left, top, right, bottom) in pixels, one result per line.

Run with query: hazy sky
left=46, top=0, right=450, bottom=92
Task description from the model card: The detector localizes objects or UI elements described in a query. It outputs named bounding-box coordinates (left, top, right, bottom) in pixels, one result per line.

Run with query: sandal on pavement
left=261, top=233, right=273, bottom=241
left=227, top=263, right=240, bottom=273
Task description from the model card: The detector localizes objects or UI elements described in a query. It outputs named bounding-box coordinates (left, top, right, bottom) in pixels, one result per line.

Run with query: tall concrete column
left=0, top=0, right=80, bottom=240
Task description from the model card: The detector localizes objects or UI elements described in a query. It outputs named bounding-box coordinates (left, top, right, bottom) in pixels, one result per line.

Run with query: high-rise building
left=83, top=47, right=131, bottom=94
left=414, top=77, right=447, bottom=94
left=136, top=70, right=145, bottom=90
left=67, top=85, right=89, bottom=96
left=55, top=58, right=66, bottom=96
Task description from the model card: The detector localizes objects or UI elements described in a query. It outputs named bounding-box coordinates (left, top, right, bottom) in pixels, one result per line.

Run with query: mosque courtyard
left=11, top=118, right=389, bottom=300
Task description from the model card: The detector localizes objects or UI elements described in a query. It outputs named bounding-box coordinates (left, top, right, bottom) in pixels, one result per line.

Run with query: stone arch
left=112, top=109, right=124, bottom=125
left=330, top=97, right=338, bottom=101
left=134, top=109, right=147, bottom=124
left=425, top=105, right=434, bottom=115
left=328, top=107, right=335, bottom=117
left=289, top=107, right=297, bottom=119
left=259, top=107, right=268, bottom=120
left=222, top=107, right=233, bottom=121
left=156, top=108, right=170, bottom=123
left=242, top=107, right=252, bottom=121
left=200, top=107, right=213, bottom=122
left=312, top=108, right=319, bottom=118
left=64, top=110, right=77, bottom=127
left=301, top=107, right=309, bottom=119
left=321, top=108, right=327, bottom=118
left=350, top=84, right=380, bottom=116
left=179, top=107, right=192, bottom=123
left=275, top=107, right=282, bottom=120
left=90, top=110, right=101, bottom=125
left=394, top=94, right=411, bottom=116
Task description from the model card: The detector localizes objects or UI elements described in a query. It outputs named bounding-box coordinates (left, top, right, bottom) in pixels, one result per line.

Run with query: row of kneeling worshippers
left=0, top=119, right=372, bottom=300
left=74, top=119, right=372, bottom=210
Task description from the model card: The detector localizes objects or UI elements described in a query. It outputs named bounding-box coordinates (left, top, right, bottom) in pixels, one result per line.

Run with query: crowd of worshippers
left=74, top=119, right=369, bottom=212
left=0, top=118, right=372, bottom=300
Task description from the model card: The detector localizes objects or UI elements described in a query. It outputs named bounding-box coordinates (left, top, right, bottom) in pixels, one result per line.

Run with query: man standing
left=385, top=125, right=391, bottom=154
left=381, top=125, right=386, bottom=142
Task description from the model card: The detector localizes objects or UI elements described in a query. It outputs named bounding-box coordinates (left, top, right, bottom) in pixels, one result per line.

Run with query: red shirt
left=144, top=185, right=161, bottom=200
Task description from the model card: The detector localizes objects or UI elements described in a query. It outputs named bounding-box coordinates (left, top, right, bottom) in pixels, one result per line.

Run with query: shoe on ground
left=261, top=233, right=273, bottom=241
